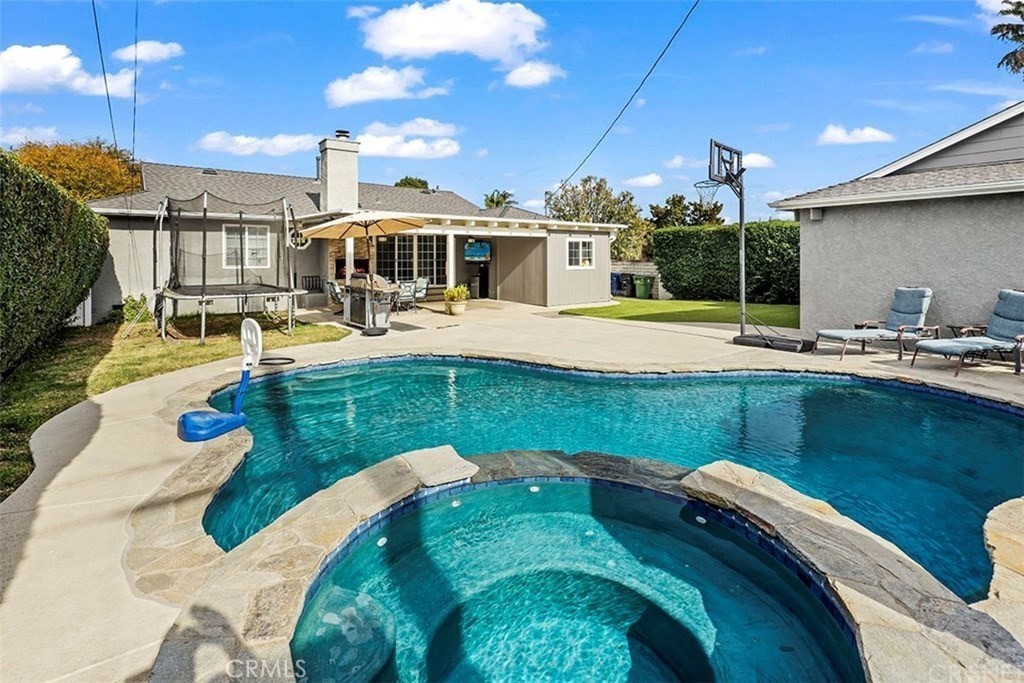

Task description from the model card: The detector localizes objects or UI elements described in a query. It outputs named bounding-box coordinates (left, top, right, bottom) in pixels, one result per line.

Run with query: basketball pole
left=738, top=178, right=746, bottom=336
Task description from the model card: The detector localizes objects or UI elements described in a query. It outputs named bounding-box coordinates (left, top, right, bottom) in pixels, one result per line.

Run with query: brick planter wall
left=611, top=260, right=671, bottom=299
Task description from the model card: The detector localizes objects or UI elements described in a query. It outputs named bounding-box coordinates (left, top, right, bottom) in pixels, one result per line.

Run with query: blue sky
left=2, top=0, right=1022, bottom=220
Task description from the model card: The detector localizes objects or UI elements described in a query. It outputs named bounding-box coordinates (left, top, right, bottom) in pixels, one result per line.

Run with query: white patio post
left=345, top=237, right=354, bottom=284
left=446, top=233, right=456, bottom=286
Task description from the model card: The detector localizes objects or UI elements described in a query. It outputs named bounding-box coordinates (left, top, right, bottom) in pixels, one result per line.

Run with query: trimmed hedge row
left=1, top=151, right=109, bottom=377
left=653, top=220, right=799, bottom=304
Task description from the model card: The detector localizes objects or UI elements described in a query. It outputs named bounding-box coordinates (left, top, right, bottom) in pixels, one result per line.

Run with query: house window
left=223, top=225, right=269, bottom=269
left=375, top=234, right=447, bottom=283
left=567, top=237, right=595, bottom=270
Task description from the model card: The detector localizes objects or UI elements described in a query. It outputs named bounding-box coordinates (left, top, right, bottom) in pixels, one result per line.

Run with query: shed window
left=567, top=238, right=595, bottom=270
left=223, top=225, right=269, bottom=269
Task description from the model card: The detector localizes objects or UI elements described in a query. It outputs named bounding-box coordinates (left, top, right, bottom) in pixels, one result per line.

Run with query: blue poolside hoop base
left=177, top=410, right=248, bottom=442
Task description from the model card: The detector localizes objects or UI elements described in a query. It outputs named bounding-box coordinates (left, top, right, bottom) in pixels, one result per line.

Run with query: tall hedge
left=0, top=151, right=109, bottom=377
left=653, top=220, right=799, bottom=304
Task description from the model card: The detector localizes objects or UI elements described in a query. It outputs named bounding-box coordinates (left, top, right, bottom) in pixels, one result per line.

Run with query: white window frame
left=222, top=224, right=270, bottom=270
left=566, top=237, right=595, bottom=270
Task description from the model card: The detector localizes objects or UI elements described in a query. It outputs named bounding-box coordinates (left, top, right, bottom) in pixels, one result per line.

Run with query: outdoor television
left=464, top=240, right=491, bottom=263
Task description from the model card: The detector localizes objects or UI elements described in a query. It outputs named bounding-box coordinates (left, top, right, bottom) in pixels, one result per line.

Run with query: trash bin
left=610, top=272, right=622, bottom=296
left=634, top=275, right=653, bottom=299
left=470, top=276, right=481, bottom=299
left=619, top=273, right=635, bottom=298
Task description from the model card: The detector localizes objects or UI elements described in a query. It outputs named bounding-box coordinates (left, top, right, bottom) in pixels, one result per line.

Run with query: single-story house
left=770, top=101, right=1023, bottom=336
left=86, top=131, right=620, bottom=322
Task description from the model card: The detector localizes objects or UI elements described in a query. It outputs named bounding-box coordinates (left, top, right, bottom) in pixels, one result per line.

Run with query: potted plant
left=444, top=284, right=470, bottom=315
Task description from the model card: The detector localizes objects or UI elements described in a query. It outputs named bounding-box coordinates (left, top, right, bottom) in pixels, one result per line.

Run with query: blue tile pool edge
left=299, top=475, right=863, bottom=662
left=210, top=353, right=1024, bottom=418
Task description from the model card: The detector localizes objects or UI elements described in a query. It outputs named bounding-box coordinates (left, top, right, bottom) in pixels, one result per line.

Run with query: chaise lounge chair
left=912, top=289, right=1024, bottom=376
left=814, top=287, right=937, bottom=360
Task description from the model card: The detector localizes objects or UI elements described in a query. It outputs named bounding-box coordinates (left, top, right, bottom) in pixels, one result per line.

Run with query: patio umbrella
left=300, top=211, right=427, bottom=334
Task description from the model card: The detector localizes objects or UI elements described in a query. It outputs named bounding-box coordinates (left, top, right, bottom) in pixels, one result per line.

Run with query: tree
left=649, top=192, right=725, bottom=229
left=483, top=189, right=516, bottom=208
left=13, top=139, right=140, bottom=202
left=992, top=1, right=1024, bottom=76
left=394, top=176, right=429, bottom=189
left=546, top=176, right=652, bottom=260
left=685, top=198, right=725, bottom=226
left=648, top=194, right=690, bottom=229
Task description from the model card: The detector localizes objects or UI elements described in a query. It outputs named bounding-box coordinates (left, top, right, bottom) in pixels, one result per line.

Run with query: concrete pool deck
left=1, top=300, right=1022, bottom=682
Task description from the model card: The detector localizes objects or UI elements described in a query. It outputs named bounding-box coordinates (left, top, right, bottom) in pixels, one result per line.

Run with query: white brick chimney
left=319, top=130, right=359, bottom=212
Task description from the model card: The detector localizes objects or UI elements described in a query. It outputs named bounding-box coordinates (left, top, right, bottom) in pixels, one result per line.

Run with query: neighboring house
left=770, top=101, right=1024, bottom=336
left=87, top=131, right=620, bottom=322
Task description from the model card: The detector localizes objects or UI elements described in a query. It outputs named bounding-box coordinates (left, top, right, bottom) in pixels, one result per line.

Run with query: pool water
left=291, top=482, right=864, bottom=682
left=205, top=359, right=1024, bottom=600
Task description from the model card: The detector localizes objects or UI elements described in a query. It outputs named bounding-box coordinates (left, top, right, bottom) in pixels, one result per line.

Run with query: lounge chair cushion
left=884, top=287, right=932, bottom=331
left=987, top=289, right=1024, bottom=343
left=817, top=328, right=921, bottom=342
left=915, top=336, right=1019, bottom=357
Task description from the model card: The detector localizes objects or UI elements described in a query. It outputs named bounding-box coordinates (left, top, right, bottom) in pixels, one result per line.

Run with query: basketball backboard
left=709, top=139, right=743, bottom=184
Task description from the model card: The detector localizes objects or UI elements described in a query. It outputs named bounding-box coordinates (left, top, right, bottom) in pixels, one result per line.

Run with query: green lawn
left=561, top=297, right=800, bottom=329
left=0, top=315, right=348, bottom=500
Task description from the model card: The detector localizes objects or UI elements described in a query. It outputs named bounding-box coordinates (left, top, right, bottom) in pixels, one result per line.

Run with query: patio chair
left=326, top=280, right=345, bottom=316
left=912, top=289, right=1024, bottom=376
left=413, top=277, right=429, bottom=310
left=395, top=281, right=416, bottom=313
left=813, top=287, right=937, bottom=360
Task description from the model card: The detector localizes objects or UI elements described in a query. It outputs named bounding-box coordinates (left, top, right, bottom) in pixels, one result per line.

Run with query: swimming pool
left=291, top=481, right=864, bottom=682
left=204, top=358, right=1024, bottom=600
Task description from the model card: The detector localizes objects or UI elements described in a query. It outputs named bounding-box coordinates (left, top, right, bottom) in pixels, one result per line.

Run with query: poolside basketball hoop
left=693, top=179, right=722, bottom=208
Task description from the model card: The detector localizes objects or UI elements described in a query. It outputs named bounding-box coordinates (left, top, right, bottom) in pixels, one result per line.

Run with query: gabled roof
left=476, top=205, right=548, bottom=220
left=88, top=162, right=486, bottom=217
left=771, top=101, right=1024, bottom=210
left=861, top=100, right=1024, bottom=179
left=769, top=160, right=1024, bottom=210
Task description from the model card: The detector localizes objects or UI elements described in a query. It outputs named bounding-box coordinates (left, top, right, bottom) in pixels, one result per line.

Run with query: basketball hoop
left=693, top=179, right=722, bottom=207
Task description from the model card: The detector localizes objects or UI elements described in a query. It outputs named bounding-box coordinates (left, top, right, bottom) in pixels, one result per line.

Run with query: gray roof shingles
left=771, top=160, right=1024, bottom=208
left=88, top=162, right=492, bottom=217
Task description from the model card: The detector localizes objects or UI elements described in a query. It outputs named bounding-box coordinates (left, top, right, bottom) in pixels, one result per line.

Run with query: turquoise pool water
left=205, top=358, right=1024, bottom=600
left=291, top=481, right=863, bottom=682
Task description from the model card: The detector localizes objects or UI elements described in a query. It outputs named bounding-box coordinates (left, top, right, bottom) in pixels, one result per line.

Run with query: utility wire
left=130, top=0, right=139, bottom=165
left=549, top=0, right=702, bottom=200
left=90, top=0, right=118, bottom=150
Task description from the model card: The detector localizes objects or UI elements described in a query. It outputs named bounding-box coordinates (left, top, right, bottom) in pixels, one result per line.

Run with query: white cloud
left=733, top=46, right=768, bottom=57
left=662, top=154, right=704, bottom=169
left=0, top=44, right=134, bottom=97
left=475, top=148, right=489, bottom=158
left=901, top=15, right=973, bottom=29
left=112, top=40, right=184, bottom=63
left=933, top=80, right=1024, bottom=99
left=197, top=131, right=320, bottom=156
left=817, top=124, right=895, bottom=145
left=0, top=102, right=43, bottom=115
left=504, top=61, right=566, bottom=88
left=364, top=117, right=458, bottom=137
left=913, top=40, right=954, bottom=54
left=634, top=98, right=646, bottom=108
left=0, top=125, right=58, bottom=145
left=355, top=134, right=460, bottom=159
left=623, top=173, right=663, bottom=188
left=992, top=99, right=1023, bottom=112
left=522, top=198, right=545, bottom=208
left=324, top=65, right=447, bottom=107
left=976, top=0, right=1006, bottom=27
left=158, top=80, right=175, bottom=91
left=346, top=5, right=380, bottom=19
left=358, top=0, right=547, bottom=65
left=744, top=152, right=775, bottom=168
left=762, top=190, right=786, bottom=203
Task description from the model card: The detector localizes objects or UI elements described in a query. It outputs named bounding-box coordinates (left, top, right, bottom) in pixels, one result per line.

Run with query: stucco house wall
left=799, top=193, right=1024, bottom=336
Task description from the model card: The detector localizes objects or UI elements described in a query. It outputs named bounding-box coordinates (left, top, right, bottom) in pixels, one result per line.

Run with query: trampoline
left=152, top=192, right=308, bottom=343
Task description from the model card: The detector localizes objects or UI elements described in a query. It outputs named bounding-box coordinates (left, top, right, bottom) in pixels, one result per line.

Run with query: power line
left=130, top=0, right=139, bottom=164
left=89, top=0, right=118, bottom=149
left=549, top=0, right=702, bottom=200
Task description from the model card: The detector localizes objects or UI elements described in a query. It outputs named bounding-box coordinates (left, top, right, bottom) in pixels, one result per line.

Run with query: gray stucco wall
left=546, top=231, right=612, bottom=306
left=799, top=194, right=1024, bottom=336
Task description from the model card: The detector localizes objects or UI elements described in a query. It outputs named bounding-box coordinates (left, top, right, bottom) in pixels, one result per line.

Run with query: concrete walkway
left=1, top=300, right=1021, bottom=682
